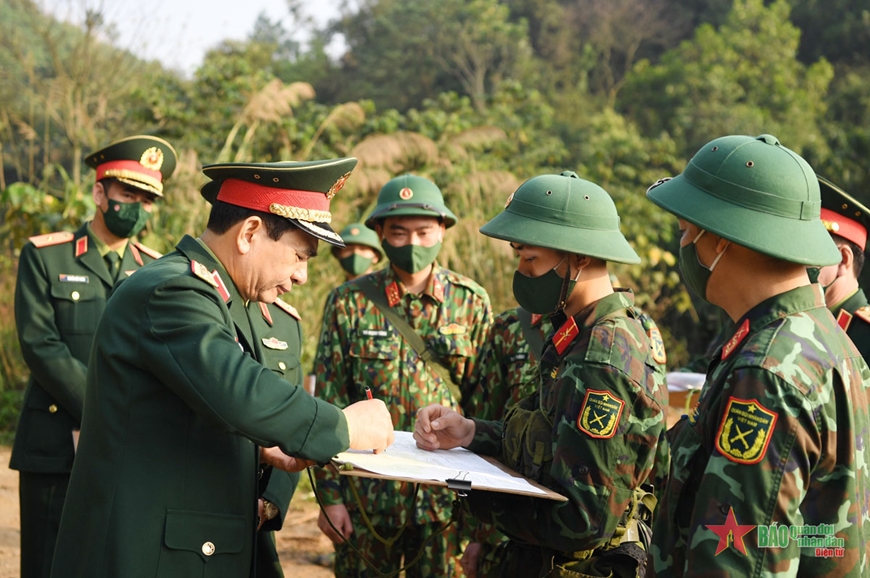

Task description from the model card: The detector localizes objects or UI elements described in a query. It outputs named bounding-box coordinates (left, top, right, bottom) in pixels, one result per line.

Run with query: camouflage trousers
left=483, top=540, right=646, bottom=578
left=334, top=522, right=465, bottom=577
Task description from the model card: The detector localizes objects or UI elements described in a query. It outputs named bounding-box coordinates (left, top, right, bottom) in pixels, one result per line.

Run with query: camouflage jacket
left=471, top=307, right=554, bottom=422
left=313, top=263, right=492, bottom=526
left=651, top=284, right=870, bottom=577
left=467, top=289, right=668, bottom=554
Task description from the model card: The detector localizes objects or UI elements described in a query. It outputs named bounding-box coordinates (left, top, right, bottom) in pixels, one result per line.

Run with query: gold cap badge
left=140, top=147, right=164, bottom=172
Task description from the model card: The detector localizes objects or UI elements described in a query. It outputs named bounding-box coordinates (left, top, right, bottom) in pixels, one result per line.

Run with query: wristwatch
left=262, top=499, right=280, bottom=522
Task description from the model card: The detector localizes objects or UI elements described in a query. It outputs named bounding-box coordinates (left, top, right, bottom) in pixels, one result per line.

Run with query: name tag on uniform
left=362, top=329, right=389, bottom=338
left=59, top=274, right=88, bottom=283
left=506, top=353, right=529, bottom=363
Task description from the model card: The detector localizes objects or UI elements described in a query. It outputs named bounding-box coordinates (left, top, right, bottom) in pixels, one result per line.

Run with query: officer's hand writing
left=260, top=446, right=315, bottom=473
left=460, top=542, right=482, bottom=578
left=318, top=503, right=353, bottom=544
left=342, top=399, right=394, bottom=453
left=413, top=404, right=475, bottom=450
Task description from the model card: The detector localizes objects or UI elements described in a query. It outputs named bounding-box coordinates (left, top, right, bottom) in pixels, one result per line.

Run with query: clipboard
left=329, top=431, right=568, bottom=502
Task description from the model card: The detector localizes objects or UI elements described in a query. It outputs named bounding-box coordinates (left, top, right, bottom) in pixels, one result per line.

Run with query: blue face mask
left=678, top=230, right=728, bottom=301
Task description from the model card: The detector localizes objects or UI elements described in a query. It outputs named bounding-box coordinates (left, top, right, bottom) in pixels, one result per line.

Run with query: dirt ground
left=0, top=446, right=335, bottom=577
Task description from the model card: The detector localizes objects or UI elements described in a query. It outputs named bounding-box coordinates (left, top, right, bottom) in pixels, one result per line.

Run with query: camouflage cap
left=332, top=222, right=384, bottom=259
left=85, top=135, right=177, bottom=197
left=647, top=134, right=840, bottom=266
left=365, top=174, right=457, bottom=229
left=818, top=176, right=870, bottom=251
left=200, top=158, right=357, bottom=247
left=479, top=171, right=640, bottom=264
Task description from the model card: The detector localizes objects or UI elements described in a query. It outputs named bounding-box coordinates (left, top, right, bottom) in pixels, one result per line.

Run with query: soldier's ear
left=236, top=216, right=264, bottom=255
left=93, top=181, right=106, bottom=206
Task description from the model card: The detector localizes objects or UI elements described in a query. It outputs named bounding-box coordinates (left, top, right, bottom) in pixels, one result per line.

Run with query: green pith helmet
left=85, top=135, right=177, bottom=197
left=479, top=171, right=640, bottom=264
left=332, top=222, right=384, bottom=259
left=364, top=174, right=457, bottom=229
left=200, top=158, right=357, bottom=247
left=647, top=134, right=840, bottom=266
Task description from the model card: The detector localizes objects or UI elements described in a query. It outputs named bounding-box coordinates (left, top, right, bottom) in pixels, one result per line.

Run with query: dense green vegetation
left=2, top=0, right=869, bottom=440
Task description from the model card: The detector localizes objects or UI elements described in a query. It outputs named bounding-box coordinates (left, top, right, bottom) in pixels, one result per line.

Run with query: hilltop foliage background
left=2, top=0, right=869, bottom=440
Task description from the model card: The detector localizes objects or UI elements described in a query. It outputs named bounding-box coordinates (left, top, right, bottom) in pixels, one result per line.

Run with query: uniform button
left=48, top=404, right=58, bottom=414
left=278, top=362, right=286, bottom=371
left=71, top=291, right=80, bottom=301
left=577, top=465, right=589, bottom=475
left=202, top=541, right=215, bottom=556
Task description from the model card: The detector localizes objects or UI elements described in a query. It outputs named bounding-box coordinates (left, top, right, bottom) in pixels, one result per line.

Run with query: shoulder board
left=190, top=260, right=219, bottom=288
left=29, top=231, right=74, bottom=248
left=853, top=306, right=870, bottom=325
left=133, top=242, right=163, bottom=260
left=272, top=298, right=301, bottom=320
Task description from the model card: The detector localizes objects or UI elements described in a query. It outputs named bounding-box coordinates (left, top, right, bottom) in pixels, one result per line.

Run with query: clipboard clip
left=446, top=471, right=472, bottom=497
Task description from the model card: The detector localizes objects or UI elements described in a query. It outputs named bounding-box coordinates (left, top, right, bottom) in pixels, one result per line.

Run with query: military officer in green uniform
left=646, top=134, right=870, bottom=576
left=11, top=135, right=175, bottom=578
left=415, top=171, right=670, bottom=578
left=332, top=222, right=384, bottom=281
left=50, top=158, right=394, bottom=577
left=813, top=175, right=870, bottom=360
left=313, top=174, right=492, bottom=577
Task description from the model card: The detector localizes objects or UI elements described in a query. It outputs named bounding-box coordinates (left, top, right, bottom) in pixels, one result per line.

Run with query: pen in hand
left=364, top=387, right=381, bottom=454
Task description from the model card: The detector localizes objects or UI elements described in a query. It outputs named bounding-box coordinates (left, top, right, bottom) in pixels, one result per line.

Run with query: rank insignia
left=385, top=282, right=402, bottom=307
left=59, top=274, right=89, bottom=283
left=553, top=317, right=579, bottom=355
left=432, top=277, right=444, bottom=302
left=531, top=313, right=542, bottom=326
left=133, top=242, right=162, bottom=260
left=439, top=323, right=467, bottom=336
left=715, top=397, right=778, bottom=465
left=259, top=302, right=273, bottom=326
left=191, top=260, right=218, bottom=288
left=837, top=309, right=854, bottom=331
left=129, top=243, right=144, bottom=266
left=262, top=337, right=289, bottom=350
left=577, top=389, right=625, bottom=439
left=855, top=305, right=870, bottom=325
left=75, top=236, right=88, bottom=257
left=648, top=326, right=667, bottom=364
left=721, top=318, right=750, bottom=360
left=30, top=231, right=74, bottom=248
left=399, top=187, right=414, bottom=200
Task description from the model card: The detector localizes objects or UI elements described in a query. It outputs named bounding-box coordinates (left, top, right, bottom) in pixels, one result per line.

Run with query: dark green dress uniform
left=50, top=236, right=349, bottom=578
left=247, top=298, right=306, bottom=578
left=12, top=224, right=162, bottom=578
left=830, top=288, right=870, bottom=361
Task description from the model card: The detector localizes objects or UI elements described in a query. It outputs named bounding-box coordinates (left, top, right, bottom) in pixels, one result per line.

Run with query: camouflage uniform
left=466, top=290, right=668, bottom=577
left=313, top=263, right=492, bottom=577
left=650, top=285, right=870, bottom=576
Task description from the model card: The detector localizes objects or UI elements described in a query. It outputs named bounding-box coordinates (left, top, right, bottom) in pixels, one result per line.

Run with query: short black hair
left=206, top=200, right=297, bottom=241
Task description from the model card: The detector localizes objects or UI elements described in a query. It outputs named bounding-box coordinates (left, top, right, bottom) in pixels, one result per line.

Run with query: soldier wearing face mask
left=331, top=222, right=384, bottom=281
left=11, top=135, right=175, bottom=578
left=809, top=176, right=870, bottom=361
left=414, top=171, right=669, bottom=578
left=312, top=174, right=493, bottom=577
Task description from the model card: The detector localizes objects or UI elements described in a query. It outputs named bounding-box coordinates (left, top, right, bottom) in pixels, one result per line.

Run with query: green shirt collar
left=87, top=222, right=127, bottom=258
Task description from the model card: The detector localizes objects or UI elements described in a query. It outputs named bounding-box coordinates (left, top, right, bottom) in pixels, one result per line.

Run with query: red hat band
left=820, top=208, right=867, bottom=251
left=97, top=160, right=163, bottom=192
left=216, top=178, right=332, bottom=223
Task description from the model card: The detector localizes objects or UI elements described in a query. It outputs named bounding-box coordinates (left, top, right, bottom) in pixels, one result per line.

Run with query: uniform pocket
left=348, top=334, right=399, bottom=392
left=50, top=282, right=102, bottom=335
left=158, top=509, right=249, bottom=576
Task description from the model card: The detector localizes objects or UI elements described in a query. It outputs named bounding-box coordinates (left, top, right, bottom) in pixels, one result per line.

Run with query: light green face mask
left=103, top=199, right=150, bottom=239
left=339, top=253, right=374, bottom=277
left=382, top=239, right=442, bottom=274
left=512, top=258, right=578, bottom=315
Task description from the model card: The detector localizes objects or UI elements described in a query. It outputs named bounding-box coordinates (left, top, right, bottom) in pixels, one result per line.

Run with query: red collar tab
left=217, top=178, right=330, bottom=216
left=820, top=208, right=867, bottom=251
left=722, top=318, right=750, bottom=360
left=553, top=316, right=579, bottom=355
left=836, top=309, right=853, bottom=331
left=385, top=281, right=402, bottom=308
left=431, top=276, right=444, bottom=302
left=259, top=302, right=273, bottom=326
left=129, top=243, right=144, bottom=266
left=211, top=270, right=230, bottom=302
left=531, top=313, right=543, bottom=326
left=75, top=236, right=88, bottom=257
left=272, top=298, right=301, bottom=320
